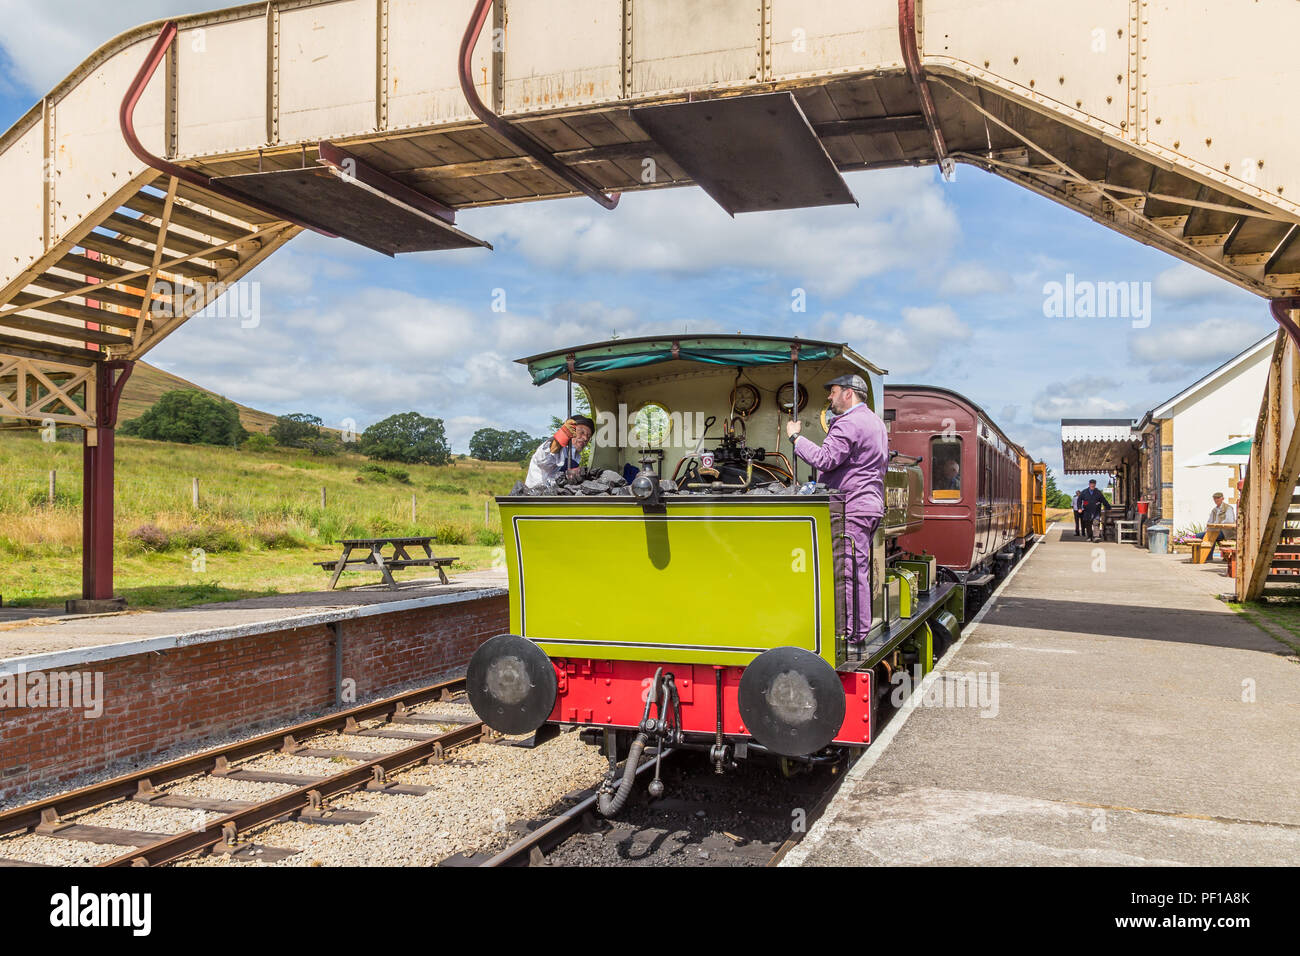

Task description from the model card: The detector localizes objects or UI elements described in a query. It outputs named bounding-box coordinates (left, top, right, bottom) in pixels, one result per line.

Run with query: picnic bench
left=315, top=536, right=459, bottom=589
left=1191, top=522, right=1236, bottom=564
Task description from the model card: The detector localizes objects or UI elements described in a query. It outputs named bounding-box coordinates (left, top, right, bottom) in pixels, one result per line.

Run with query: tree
left=120, top=389, right=247, bottom=446
left=1044, top=466, right=1073, bottom=509
left=359, top=412, right=451, bottom=465
left=270, top=412, right=323, bottom=448
left=469, top=427, right=543, bottom=462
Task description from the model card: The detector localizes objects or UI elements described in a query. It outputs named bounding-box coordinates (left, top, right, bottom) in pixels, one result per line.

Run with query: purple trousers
left=845, top=514, right=880, bottom=642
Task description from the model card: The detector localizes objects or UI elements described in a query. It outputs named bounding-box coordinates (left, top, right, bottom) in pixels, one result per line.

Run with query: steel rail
left=101, top=719, right=485, bottom=867
left=479, top=749, right=670, bottom=867
left=0, top=676, right=467, bottom=840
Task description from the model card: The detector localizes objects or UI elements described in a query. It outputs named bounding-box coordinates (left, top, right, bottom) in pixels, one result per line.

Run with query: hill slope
left=119, top=362, right=279, bottom=434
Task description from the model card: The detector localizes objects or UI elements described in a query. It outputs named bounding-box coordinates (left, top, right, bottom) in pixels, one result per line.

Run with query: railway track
left=455, top=747, right=850, bottom=868
left=0, top=677, right=488, bottom=867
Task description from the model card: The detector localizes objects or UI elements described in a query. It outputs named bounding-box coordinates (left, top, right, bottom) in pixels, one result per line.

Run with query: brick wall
left=0, top=595, right=507, bottom=804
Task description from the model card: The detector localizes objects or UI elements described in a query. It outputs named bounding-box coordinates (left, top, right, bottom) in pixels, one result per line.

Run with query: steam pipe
left=120, top=22, right=336, bottom=236
left=1270, top=297, right=1300, bottom=348
left=459, top=0, right=620, bottom=210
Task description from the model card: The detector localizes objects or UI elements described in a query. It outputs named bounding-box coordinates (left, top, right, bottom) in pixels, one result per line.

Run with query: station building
left=1061, top=332, right=1274, bottom=534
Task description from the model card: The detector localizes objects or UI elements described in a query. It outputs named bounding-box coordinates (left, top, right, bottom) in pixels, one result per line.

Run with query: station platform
left=0, top=570, right=507, bottom=804
left=786, top=526, right=1300, bottom=866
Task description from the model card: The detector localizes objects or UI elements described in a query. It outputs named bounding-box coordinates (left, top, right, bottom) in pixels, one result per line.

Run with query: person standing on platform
left=1079, top=479, right=1109, bottom=542
left=786, top=374, right=888, bottom=643
left=1073, top=489, right=1085, bottom=537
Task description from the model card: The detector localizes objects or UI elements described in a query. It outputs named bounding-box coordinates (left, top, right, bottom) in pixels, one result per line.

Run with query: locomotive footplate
left=837, top=580, right=961, bottom=671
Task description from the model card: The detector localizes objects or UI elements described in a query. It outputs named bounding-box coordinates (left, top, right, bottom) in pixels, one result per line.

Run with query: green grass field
left=0, top=430, right=524, bottom=609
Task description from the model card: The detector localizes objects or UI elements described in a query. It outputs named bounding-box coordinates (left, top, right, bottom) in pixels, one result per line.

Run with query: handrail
left=897, top=0, right=952, bottom=179
left=458, top=0, right=619, bottom=210
left=120, top=21, right=337, bottom=237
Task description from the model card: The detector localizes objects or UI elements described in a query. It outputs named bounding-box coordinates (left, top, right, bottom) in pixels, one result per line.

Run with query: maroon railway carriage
left=883, top=385, right=1023, bottom=585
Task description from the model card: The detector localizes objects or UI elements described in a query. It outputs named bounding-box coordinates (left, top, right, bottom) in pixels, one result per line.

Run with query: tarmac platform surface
left=786, top=526, right=1300, bottom=866
left=0, top=569, right=507, bottom=669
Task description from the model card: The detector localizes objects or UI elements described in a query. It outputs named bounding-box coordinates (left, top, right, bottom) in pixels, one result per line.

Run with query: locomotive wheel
left=466, top=634, right=557, bottom=735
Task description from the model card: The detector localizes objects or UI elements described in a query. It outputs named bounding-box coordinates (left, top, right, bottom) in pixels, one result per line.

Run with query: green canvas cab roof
left=517, top=334, right=885, bottom=386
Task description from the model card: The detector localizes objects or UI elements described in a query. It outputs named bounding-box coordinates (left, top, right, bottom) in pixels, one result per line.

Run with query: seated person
left=525, top=415, right=594, bottom=490
left=937, top=459, right=961, bottom=491
left=1202, top=491, right=1236, bottom=560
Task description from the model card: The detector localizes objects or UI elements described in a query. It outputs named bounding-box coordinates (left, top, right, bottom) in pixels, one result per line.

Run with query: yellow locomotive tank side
left=498, top=496, right=843, bottom=668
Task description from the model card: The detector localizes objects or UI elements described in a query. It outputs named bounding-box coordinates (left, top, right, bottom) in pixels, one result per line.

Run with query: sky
left=0, top=1, right=1276, bottom=483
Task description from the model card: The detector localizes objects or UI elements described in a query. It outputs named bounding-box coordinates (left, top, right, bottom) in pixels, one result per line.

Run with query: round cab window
left=631, top=402, right=671, bottom=447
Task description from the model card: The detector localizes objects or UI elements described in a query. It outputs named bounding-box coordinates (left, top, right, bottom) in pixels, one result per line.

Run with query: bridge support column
left=71, top=360, right=134, bottom=614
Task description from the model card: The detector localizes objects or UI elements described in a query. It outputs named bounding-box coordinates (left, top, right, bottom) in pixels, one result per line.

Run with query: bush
left=270, top=412, right=323, bottom=448
left=431, top=522, right=468, bottom=545
left=127, top=523, right=172, bottom=552
left=119, top=389, right=247, bottom=446
left=307, top=436, right=343, bottom=457
left=242, top=433, right=275, bottom=452
left=172, top=525, right=244, bottom=553
left=357, top=463, right=411, bottom=483
left=427, top=481, right=468, bottom=496
left=475, top=527, right=503, bottom=547
left=256, top=526, right=308, bottom=549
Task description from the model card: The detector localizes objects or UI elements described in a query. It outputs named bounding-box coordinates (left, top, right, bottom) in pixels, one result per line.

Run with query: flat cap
left=825, top=373, right=869, bottom=393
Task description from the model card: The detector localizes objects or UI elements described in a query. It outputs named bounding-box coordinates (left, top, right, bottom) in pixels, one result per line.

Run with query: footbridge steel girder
left=1, top=0, right=1298, bottom=604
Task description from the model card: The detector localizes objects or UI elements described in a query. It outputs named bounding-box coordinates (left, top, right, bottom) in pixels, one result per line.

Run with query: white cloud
left=1129, top=316, right=1271, bottom=365
left=462, top=168, right=959, bottom=298
left=1030, top=376, right=1132, bottom=423
left=815, top=305, right=970, bottom=377
left=1152, top=263, right=1240, bottom=303
left=938, top=262, right=1012, bottom=296
left=902, top=304, right=970, bottom=341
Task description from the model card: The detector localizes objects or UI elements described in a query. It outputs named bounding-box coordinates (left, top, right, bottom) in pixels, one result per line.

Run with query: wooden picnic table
left=315, top=536, right=459, bottom=589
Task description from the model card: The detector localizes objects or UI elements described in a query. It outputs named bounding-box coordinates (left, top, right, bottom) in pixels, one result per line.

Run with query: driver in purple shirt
left=786, top=374, right=889, bottom=643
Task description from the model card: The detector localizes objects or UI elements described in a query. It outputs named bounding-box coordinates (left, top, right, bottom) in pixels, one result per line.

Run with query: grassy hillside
left=118, top=361, right=280, bottom=434
left=0, top=431, right=524, bottom=609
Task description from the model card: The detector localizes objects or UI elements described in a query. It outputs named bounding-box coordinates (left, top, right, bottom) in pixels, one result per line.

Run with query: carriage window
left=930, top=437, right=962, bottom=501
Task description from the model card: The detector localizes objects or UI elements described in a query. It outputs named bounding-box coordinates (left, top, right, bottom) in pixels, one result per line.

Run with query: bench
left=317, top=537, right=459, bottom=588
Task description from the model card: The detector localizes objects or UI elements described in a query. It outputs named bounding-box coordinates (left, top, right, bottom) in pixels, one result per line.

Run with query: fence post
left=321, top=486, right=327, bottom=509
left=48, top=469, right=56, bottom=504
left=192, top=477, right=200, bottom=508
left=411, top=493, right=417, bottom=523
left=485, top=499, right=490, bottom=526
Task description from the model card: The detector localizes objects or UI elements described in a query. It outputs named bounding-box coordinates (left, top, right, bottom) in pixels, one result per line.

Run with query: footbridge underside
left=1, top=0, right=1297, bottom=601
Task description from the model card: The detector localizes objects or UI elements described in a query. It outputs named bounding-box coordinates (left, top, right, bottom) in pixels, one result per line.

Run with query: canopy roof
left=1060, top=418, right=1141, bottom=474
left=517, top=334, right=884, bottom=387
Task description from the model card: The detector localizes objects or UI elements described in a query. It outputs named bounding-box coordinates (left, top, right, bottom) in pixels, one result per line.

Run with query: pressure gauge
left=730, top=384, right=760, bottom=417
left=776, top=383, right=808, bottom=414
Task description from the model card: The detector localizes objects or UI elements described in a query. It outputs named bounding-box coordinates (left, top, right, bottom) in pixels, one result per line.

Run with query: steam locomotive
left=467, top=335, right=1044, bottom=814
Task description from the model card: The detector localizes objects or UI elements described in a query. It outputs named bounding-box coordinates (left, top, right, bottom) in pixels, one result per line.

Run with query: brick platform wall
left=0, top=595, right=507, bottom=804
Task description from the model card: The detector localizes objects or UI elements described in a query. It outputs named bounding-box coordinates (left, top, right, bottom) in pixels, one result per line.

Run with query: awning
left=1061, top=418, right=1140, bottom=474
left=519, top=335, right=882, bottom=387
left=1185, top=438, right=1252, bottom=467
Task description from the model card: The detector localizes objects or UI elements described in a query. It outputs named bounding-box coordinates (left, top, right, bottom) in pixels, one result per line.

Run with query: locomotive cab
left=468, top=335, right=963, bottom=813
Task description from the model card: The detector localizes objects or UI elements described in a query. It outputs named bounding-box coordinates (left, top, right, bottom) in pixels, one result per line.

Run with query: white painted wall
left=1167, top=349, right=1270, bottom=533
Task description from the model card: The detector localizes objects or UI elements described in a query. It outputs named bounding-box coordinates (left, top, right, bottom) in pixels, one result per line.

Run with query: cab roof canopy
left=517, top=334, right=884, bottom=387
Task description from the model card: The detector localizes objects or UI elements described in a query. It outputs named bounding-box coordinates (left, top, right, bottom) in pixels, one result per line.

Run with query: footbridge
left=1, top=0, right=1298, bottom=603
